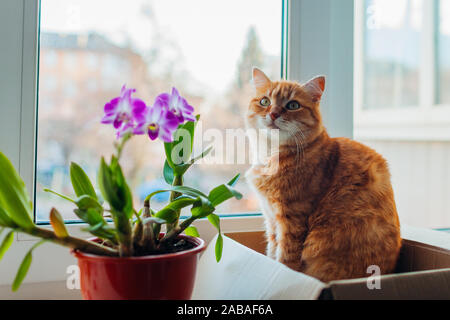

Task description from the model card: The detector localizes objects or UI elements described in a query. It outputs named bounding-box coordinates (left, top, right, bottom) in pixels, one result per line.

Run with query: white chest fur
left=245, top=167, right=277, bottom=220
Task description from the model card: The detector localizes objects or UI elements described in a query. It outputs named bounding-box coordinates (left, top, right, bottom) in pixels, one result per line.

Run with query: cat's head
left=246, top=68, right=325, bottom=146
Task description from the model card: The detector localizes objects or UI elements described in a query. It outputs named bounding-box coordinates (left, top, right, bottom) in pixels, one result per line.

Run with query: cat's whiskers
left=277, top=119, right=305, bottom=172
left=290, top=126, right=306, bottom=170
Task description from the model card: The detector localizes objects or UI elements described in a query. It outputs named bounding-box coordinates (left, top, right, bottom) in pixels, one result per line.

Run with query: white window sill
left=0, top=215, right=265, bottom=296
left=0, top=281, right=82, bottom=300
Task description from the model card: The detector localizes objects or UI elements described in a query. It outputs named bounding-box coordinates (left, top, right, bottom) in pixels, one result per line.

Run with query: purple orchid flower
left=133, top=98, right=180, bottom=143
left=101, top=85, right=146, bottom=138
left=156, top=87, right=196, bottom=123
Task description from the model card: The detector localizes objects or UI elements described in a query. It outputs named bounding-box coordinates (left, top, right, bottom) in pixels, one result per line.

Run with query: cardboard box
left=192, top=226, right=450, bottom=300
left=227, top=226, right=450, bottom=300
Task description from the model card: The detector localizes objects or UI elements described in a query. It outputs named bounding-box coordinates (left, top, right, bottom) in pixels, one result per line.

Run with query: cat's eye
left=285, top=101, right=301, bottom=111
left=260, top=97, right=271, bottom=107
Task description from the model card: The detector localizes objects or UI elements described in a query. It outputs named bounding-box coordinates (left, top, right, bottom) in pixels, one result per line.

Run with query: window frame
left=0, top=0, right=354, bottom=289
left=354, top=0, right=450, bottom=141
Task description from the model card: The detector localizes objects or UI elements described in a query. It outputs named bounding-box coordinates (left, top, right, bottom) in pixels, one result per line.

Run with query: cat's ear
left=252, top=67, right=271, bottom=92
left=303, top=76, right=326, bottom=103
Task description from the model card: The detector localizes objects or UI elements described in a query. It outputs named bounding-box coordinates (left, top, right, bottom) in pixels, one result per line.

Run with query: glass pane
left=363, top=0, right=422, bottom=109
left=438, top=0, right=450, bottom=104
left=36, top=0, right=282, bottom=222
left=356, top=0, right=450, bottom=229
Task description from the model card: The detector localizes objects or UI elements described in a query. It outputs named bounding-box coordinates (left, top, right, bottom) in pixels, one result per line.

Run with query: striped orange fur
left=245, top=68, right=401, bottom=282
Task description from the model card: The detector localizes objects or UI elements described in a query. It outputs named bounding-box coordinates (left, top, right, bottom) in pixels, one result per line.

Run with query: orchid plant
left=0, top=86, right=241, bottom=291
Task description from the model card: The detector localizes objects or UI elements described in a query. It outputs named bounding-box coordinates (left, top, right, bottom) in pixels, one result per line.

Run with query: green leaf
left=98, top=157, right=133, bottom=246
left=163, top=160, right=175, bottom=185
left=208, top=184, right=243, bottom=208
left=77, top=208, right=104, bottom=228
left=185, top=226, right=200, bottom=238
left=111, top=158, right=134, bottom=218
left=73, top=209, right=88, bottom=222
left=208, top=174, right=242, bottom=208
left=0, top=207, right=17, bottom=228
left=95, top=190, right=104, bottom=205
left=0, top=230, right=15, bottom=261
left=81, top=222, right=117, bottom=244
left=142, top=217, right=167, bottom=225
left=75, top=195, right=103, bottom=212
left=98, top=157, right=133, bottom=218
left=165, top=115, right=200, bottom=168
left=75, top=205, right=116, bottom=243
left=208, top=213, right=221, bottom=231
left=173, top=146, right=214, bottom=177
left=98, top=157, right=121, bottom=211
left=191, top=145, right=213, bottom=164
left=82, top=221, right=104, bottom=233
left=191, top=198, right=215, bottom=219
left=177, top=120, right=197, bottom=160
left=172, top=186, right=208, bottom=199
left=12, top=252, right=31, bottom=292
left=215, top=234, right=223, bottom=263
left=0, top=152, right=34, bottom=230
left=70, top=162, right=97, bottom=200
left=49, top=208, right=69, bottom=238
left=12, top=240, right=45, bottom=292
left=44, top=189, right=75, bottom=204
left=172, top=164, right=190, bottom=178
left=154, top=209, right=178, bottom=224
left=164, top=142, right=176, bottom=169
left=169, top=133, right=191, bottom=166
left=82, top=220, right=116, bottom=237
left=145, top=185, right=208, bottom=203
left=85, top=208, right=105, bottom=225
left=207, top=214, right=223, bottom=262
left=155, top=197, right=197, bottom=224
left=227, top=173, right=241, bottom=187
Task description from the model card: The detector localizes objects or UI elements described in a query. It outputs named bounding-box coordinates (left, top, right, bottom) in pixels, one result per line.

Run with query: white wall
left=362, top=140, right=450, bottom=229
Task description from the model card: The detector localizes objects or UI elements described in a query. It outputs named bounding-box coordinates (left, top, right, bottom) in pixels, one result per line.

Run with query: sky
left=40, top=0, right=282, bottom=93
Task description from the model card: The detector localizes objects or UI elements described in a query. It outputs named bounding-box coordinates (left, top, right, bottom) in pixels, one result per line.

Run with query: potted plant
left=0, top=86, right=242, bottom=300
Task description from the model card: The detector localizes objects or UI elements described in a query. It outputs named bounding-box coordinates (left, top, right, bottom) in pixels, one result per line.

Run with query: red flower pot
left=72, top=235, right=206, bottom=300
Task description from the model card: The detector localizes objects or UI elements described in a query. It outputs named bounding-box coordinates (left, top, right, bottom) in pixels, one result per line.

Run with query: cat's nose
left=269, top=111, right=281, bottom=121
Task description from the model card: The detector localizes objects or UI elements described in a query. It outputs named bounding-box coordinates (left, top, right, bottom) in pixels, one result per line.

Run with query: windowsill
left=2, top=227, right=449, bottom=300
left=0, top=281, right=82, bottom=300
left=0, top=215, right=265, bottom=294
left=355, top=124, right=450, bottom=141
left=354, top=105, right=450, bottom=141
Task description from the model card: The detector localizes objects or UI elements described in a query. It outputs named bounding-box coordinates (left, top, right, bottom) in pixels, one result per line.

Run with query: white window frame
left=354, top=0, right=450, bottom=141
left=0, top=0, right=354, bottom=292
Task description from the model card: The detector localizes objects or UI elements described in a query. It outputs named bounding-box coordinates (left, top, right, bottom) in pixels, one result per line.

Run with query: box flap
left=323, top=268, right=450, bottom=300
left=401, top=225, right=450, bottom=251
left=192, top=235, right=326, bottom=300
left=399, top=226, right=450, bottom=272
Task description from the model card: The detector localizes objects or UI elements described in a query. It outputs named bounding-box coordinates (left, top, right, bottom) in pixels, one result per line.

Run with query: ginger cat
left=245, top=68, right=401, bottom=282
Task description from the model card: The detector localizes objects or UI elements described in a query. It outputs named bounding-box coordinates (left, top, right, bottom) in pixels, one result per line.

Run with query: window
left=43, top=49, right=58, bottom=67
left=363, top=0, right=422, bottom=109
left=85, top=53, right=98, bottom=71
left=36, top=0, right=283, bottom=222
left=4, top=0, right=362, bottom=288
left=355, top=0, right=450, bottom=229
left=438, top=0, right=450, bottom=104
